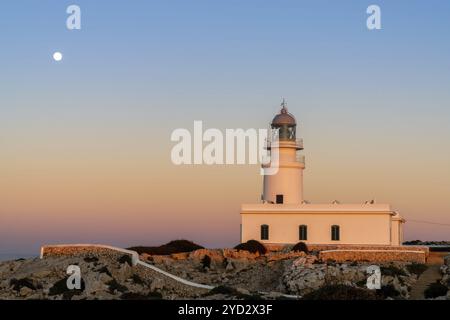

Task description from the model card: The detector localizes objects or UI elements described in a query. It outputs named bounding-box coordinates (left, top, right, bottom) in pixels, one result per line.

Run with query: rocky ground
left=437, top=255, right=450, bottom=299
left=1, top=248, right=446, bottom=300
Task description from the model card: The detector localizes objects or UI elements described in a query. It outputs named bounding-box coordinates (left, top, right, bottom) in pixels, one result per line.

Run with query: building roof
left=271, top=100, right=296, bottom=126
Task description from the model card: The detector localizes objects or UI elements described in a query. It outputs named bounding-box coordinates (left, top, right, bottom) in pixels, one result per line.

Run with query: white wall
left=262, top=142, right=304, bottom=204
left=241, top=212, right=392, bottom=245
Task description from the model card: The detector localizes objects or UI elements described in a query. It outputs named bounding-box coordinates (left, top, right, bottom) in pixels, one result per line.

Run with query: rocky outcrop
left=0, top=253, right=208, bottom=300
left=282, top=257, right=418, bottom=299
left=319, top=249, right=426, bottom=264
left=439, top=255, right=450, bottom=300
left=1, top=244, right=433, bottom=300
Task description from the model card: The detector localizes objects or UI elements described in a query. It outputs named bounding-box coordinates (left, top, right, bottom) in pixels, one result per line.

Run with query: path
left=409, top=252, right=447, bottom=300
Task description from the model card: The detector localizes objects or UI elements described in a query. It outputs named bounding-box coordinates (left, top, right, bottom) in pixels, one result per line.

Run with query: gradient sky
left=1, top=1, right=450, bottom=255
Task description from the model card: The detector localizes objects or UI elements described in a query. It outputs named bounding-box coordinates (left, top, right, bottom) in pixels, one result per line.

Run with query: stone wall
left=41, top=245, right=139, bottom=265
left=319, top=249, right=426, bottom=263
left=265, top=243, right=429, bottom=256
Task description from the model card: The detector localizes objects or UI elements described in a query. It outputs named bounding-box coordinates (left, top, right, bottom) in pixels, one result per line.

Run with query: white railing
left=296, top=154, right=305, bottom=164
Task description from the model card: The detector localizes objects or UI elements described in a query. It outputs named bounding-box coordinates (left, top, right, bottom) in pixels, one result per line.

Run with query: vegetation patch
left=128, top=240, right=204, bottom=255
left=131, top=274, right=145, bottom=285
left=424, top=281, right=448, bottom=299
left=205, top=286, right=261, bottom=300
left=48, top=277, right=85, bottom=300
left=240, top=293, right=263, bottom=300
left=291, top=242, right=309, bottom=254
left=380, top=265, right=407, bottom=277
left=10, top=278, right=36, bottom=291
left=97, top=266, right=112, bottom=277
left=302, top=284, right=380, bottom=300
left=208, top=285, right=237, bottom=295
left=406, top=263, right=428, bottom=276
left=378, top=284, right=400, bottom=298
left=355, top=279, right=367, bottom=288
left=234, top=240, right=267, bottom=255
left=107, top=279, right=128, bottom=294
left=201, top=255, right=211, bottom=270
left=120, top=291, right=162, bottom=300
left=118, top=254, right=133, bottom=266
left=84, top=256, right=99, bottom=263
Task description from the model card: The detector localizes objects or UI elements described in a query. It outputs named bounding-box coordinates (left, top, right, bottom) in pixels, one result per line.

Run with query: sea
left=0, top=253, right=37, bottom=262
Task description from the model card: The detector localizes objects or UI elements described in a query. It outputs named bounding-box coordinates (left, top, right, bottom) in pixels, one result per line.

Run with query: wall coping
left=321, top=249, right=425, bottom=254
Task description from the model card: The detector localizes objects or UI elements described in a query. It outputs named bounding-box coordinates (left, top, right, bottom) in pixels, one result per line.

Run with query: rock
left=442, top=274, right=450, bottom=285
left=440, top=265, right=449, bottom=275
left=115, top=263, right=133, bottom=281
left=444, top=255, right=450, bottom=267
left=292, top=255, right=317, bottom=267
left=171, top=252, right=189, bottom=260
left=189, top=249, right=224, bottom=263
left=152, top=255, right=173, bottom=265
left=33, top=270, right=52, bottom=278
left=236, top=287, right=250, bottom=296
left=223, top=249, right=259, bottom=260
left=229, top=258, right=250, bottom=272
left=19, top=287, right=33, bottom=297
left=83, top=272, right=111, bottom=295
left=225, top=261, right=234, bottom=272
left=27, top=293, right=44, bottom=300
left=140, top=253, right=152, bottom=261
left=264, top=291, right=283, bottom=299
left=382, top=275, right=394, bottom=286
left=282, top=261, right=414, bottom=297
left=150, top=278, right=164, bottom=291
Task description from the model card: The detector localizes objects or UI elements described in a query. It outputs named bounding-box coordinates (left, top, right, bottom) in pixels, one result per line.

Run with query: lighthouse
left=262, top=100, right=305, bottom=204
left=240, top=100, right=404, bottom=246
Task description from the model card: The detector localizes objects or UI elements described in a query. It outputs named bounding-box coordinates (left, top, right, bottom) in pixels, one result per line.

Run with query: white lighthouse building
left=240, top=102, right=405, bottom=246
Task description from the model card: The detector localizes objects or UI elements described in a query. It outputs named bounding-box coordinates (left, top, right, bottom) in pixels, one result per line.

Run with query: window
left=288, top=126, right=296, bottom=140
left=261, top=224, right=269, bottom=240
left=299, top=225, right=307, bottom=241
left=331, top=225, right=340, bottom=241
left=276, top=194, right=284, bottom=204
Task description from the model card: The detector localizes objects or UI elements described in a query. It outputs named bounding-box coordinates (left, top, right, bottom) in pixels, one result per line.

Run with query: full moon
left=53, top=52, right=63, bottom=62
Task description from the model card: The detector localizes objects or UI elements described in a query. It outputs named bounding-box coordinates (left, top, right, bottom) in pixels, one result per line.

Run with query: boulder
left=236, top=287, right=250, bottom=296
left=19, top=286, right=33, bottom=297
left=223, top=249, right=259, bottom=260
left=188, top=249, right=224, bottom=263
left=151, top=255, right=173, bottom=265
left=292, top=255, right=317, bottom=267
left=140, top=253, right=152, bottom=261
left=171, top=252, right=190, bottom=260
left=150, top=278, right=164, bottom=291
left=444, top=255, right=450, bottom=267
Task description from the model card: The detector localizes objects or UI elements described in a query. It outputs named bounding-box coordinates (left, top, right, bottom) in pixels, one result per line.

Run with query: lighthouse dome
left=271, top=103, right=296, bottom=127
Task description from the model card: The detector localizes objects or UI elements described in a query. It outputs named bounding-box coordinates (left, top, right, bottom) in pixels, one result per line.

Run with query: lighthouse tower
left=262, top=100, right=305, bottom=204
